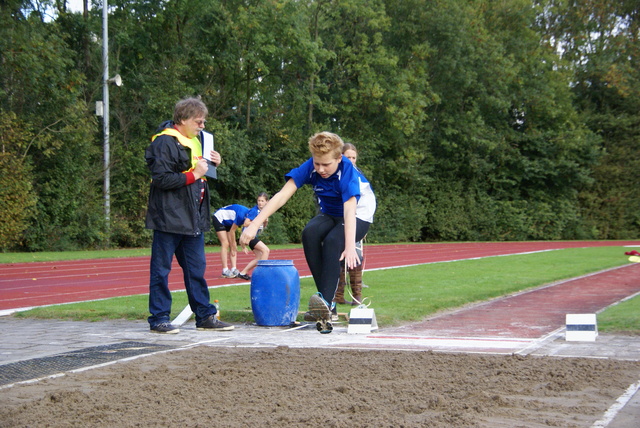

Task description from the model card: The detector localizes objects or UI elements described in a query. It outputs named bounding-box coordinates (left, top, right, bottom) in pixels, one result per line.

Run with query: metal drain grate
left=0, top=341, right=175, bottom=386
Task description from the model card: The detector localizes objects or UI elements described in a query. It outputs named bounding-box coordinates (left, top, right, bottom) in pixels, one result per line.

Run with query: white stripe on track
left=591, top=380, right=640, bottom=427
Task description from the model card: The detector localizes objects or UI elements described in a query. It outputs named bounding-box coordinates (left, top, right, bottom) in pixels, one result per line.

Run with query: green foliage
left=1, top=3, right=103, bottom=251
left=109, top=214, right=152, bottom=248
left=0, top=154, right=36, bottom=250
left=257, top=212, right=290, bottom=245
left=0, top=111, right=37, bottom=250
left=2, top=0, right=639, bottom=251
left=541, top=0, right=640, bottom=239
left=370, top=191, right=428, bottom=242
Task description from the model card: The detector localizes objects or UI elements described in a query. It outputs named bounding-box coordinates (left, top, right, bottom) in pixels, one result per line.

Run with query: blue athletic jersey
left=245, top=205, right=260, bottom=221
left=285, top=156, right=361, bottom=218
left=214, top=204, right=249, bottom=228
left=244, top=205, right=264, bottom=234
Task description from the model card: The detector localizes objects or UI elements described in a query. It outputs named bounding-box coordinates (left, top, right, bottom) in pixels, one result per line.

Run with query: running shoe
left=222, top=268, right=236, bottom=278
left=331, top=306, right=339, bottom=322
left=150, top=322, right=180, bottom=334
left=196, top=315, right=234, bottom=331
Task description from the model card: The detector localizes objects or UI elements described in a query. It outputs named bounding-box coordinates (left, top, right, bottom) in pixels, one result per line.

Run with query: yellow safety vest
left=152, top=127, right=203, bottom=173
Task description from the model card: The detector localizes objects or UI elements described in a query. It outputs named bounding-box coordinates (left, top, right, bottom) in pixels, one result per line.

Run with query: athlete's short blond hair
left=308, top=132, right=344, bottom=159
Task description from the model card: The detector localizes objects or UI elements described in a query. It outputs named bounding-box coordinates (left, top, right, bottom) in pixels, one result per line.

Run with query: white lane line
left=591, top=379, right=640, bottom=427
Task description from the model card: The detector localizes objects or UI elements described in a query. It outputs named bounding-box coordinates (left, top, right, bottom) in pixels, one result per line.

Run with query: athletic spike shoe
left=308, top=293, right=331, bottom=319
left=316, top=320, right=333, bottom=334
left=303, top=311, right=317, bottom=322
left=307, top=293, right=332, bottom=334
left=303, top=293, right=329, bottom=321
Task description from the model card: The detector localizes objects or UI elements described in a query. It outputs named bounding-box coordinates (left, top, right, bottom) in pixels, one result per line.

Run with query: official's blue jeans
left=148, top=230, right=215, bottom=327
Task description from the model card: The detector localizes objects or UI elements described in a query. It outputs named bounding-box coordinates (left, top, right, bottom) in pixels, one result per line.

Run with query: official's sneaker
left=236, top=272, right=251, bottom=280
left=150, top=322, right=180, bottom=334
left=196, top=315, right=234, bottom=331
left=222, top=268, right=236, bottom=278
left=231, top=268, right=240, bottom=277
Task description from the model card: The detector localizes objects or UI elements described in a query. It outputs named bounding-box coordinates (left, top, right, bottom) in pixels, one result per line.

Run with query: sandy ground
left=1, top=346, right=639, bottom=428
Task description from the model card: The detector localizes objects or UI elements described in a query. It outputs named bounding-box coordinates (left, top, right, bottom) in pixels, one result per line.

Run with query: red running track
left=389, top=262, right=640, bottom=340
left=1, top=241, right=639, bottom=312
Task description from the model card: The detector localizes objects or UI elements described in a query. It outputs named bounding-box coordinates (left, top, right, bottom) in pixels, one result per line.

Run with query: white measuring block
left=171, top=304, right=193, bottom=327
left=347, top=307, right=378, bottom=334
left=565, top=313, right=598, bottom=341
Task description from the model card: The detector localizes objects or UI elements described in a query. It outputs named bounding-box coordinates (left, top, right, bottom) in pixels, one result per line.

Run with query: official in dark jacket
left=145, top=119, right=211, bottom=235
left=144, top=97, right=233, bottom=334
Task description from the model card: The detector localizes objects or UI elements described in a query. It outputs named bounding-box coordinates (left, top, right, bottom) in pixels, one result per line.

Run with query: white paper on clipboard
left=200, top=131, right=217, bottom=179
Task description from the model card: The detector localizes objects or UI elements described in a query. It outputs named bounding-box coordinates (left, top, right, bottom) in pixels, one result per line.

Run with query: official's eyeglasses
left=194, top=119, right=207, bottom=126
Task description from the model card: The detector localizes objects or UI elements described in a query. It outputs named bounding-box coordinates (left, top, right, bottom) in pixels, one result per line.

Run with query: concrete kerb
left=3, top=315, right=640, bottom=367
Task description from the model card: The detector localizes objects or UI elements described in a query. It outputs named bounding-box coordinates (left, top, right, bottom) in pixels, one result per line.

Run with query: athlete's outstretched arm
left=239, top=179, right=297, bottom=247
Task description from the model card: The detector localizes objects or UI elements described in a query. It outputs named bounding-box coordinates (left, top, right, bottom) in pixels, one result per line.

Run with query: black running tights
left=301, top=214, right=370, bottom=303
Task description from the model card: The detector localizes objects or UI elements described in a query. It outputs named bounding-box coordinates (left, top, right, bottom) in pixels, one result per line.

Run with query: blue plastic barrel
left=250, top=260, right=300, bottom=326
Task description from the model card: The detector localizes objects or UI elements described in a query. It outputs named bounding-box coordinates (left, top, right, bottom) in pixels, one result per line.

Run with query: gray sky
left=68, top=0, right=86, bottom=13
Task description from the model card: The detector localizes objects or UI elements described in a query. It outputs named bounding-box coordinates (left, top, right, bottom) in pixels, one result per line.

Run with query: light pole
left=101, top=1, right=121, bottom=234
left=102, top=0, right=110, bottom=231
left=102, top=0, right=111, bottom=232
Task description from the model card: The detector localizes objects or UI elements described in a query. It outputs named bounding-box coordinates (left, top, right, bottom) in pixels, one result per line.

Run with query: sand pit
left=2, top=346, right=639, bottom=427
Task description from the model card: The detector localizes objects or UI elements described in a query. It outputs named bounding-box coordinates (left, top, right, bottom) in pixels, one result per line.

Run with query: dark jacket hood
left=156, top=120, right=175, bottom=133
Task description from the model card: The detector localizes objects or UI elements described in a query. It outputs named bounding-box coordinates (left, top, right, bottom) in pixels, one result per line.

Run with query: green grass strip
left=13, top=246, right=638, bottom=333
left=598, top=296, right=640, bottom=334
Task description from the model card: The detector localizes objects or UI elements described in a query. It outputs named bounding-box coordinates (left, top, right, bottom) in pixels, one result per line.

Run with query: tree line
left=1, top=0, right=638, bottom=252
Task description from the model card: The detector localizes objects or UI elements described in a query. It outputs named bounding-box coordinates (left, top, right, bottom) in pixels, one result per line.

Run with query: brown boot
left=333, top=265, right=347, bottom=304
left=347, top=264, right=363, bottom=305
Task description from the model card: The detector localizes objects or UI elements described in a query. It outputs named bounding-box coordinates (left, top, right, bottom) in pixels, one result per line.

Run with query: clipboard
left=200, top=130, right=217, bottom=179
